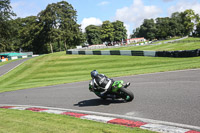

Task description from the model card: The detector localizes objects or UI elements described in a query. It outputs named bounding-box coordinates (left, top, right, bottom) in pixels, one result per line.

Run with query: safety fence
left=66, top=49, right=200, bottom=58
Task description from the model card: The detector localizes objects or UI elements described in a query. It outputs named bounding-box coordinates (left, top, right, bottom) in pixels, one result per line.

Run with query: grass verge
left=0, top=38, right=199, bottom=132
left=0, top=108, right=154, bottom=133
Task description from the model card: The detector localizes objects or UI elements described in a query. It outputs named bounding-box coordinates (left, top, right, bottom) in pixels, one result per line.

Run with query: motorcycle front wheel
left=119, top=87, right=134, bottom=102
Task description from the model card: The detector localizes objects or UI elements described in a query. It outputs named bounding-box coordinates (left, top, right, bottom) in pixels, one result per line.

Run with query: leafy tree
left=85, top=25, right=102, bottom=45
left=38, top=1, right=83, bottom=53
left=19, top=16, right=45, bottom=53
left=9, top=16, right=48, bottom=54
left=131, top=27, right=140, bottom=38
left=131, top=9, right=200, bottom=40
left=0, top=0, right=16, bottom=52
left=85, top=20, right=127, bottom=45
left=170, top=12, right=185, bottom=37
left=57, top=1, right=84, bottom=50
left=138, top=19, right=157, bottom=40
left=112, top=20, right=127, bottom=42
left=155, top=17, right=170, bottom=39
left=101, top=20, right=114, bottom=43
left=194, top=22, right=200, bottom=37
left=180, top=9, right=199, bottom=35
left=0, top=0, right=84, bottom=53
left=8, top=18, right=23, bottom=51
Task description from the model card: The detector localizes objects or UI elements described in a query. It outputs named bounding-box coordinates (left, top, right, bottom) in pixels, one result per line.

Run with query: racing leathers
left=89, top=74, right=114, bottom=98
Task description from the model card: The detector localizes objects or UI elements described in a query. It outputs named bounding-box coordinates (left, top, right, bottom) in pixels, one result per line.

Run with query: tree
left=0, top=0, right=16, bottom=52
left=101, top=20, right=114, bottom=43
left=9, top=16, right=49, bottom=54
left=85, top=25, right=102, bottom=45
left=194, top=22, right=200, bottom=37
left=57, top=1, right=84, bottom=50
left=131, top=9, right=200, bottom=40
left=38, top=1, right=83, bottom=53
left=180, top=9, right=199, bottom=35
left=138, top=19, right=157, bottom=40
left=0, top=0, right=84, bottom=53
left=112, top=20, right=127, bottom=42
left=170, top=12, right=185, bottom=37
left=18, top=16, right=45, bottom=53
left=131, top=27, right=140, bottom=38
left=155, top=17, right=171, bottom=39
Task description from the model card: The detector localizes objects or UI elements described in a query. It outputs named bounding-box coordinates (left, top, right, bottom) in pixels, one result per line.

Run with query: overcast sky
left=11, top=0, right=200, bottom=37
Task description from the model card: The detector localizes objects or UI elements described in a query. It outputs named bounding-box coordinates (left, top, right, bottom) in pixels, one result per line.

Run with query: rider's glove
left=89, top=83, right=94, bottom=92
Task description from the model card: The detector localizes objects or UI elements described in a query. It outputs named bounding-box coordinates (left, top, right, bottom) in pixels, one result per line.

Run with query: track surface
left=0, top=61, right=199, bottom=127
left=0, top=58, right=30, bottom=76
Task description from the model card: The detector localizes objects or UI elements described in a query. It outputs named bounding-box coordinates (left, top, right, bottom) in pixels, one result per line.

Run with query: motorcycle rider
left=89, top=70, right=130, bottom=99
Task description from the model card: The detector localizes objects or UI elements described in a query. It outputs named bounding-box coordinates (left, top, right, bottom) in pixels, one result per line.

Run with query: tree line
left=85, top=20, right=127, bottom=45
left=131, top=9, right=200, bottom=40
left=0, top=0, right=127, bottom=54
left=0, top=0, right=84, bottom=54
left=1, top=0, right=200, bottom=54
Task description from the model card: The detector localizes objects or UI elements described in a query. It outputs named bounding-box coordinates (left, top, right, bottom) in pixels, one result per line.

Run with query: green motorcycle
left=90, top=80, right=134, bottom=102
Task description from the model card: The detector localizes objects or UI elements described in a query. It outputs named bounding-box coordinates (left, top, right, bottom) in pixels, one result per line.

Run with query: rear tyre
left=119, top=87, right=134, bottom=102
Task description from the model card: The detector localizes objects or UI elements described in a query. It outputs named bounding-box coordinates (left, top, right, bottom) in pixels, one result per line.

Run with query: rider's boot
left=124, top=82, right=130, bottom=88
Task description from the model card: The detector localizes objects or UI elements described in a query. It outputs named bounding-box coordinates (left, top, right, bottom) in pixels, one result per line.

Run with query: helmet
left=91, top=70, right=98, bottom=78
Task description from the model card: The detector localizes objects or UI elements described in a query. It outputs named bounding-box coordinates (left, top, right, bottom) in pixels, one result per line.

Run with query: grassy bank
left=99, top=37, right=200, bottom=51
left=0, top=108, right=154, bottom=133
left=0, top=51, right=200, bottom=92
left=0, top=37, right=200, bottom=132
left=152, top=37, right=181, bottom=44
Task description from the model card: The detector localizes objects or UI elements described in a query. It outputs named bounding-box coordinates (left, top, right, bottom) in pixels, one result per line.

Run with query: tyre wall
left=66, top=49, right=200, bottom=58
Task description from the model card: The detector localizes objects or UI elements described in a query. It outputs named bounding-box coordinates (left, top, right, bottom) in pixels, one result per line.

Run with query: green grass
left=183, top=37, right=200, bottom=41
left=152, top=37, right=181, bottom=44
left=127, top=37, right=181, bottom=45
left=99, top=37, right=200, bottom=51
left=0, top=108, right=154, bottom=133
left=0, top=51, right=200, bottom=92
left=0, top=37, right=200, bottom=132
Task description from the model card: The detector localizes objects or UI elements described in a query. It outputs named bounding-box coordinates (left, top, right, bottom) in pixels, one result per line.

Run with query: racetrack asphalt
left=0, top=58, right=31, bottom=77
left=0, top=61, right=199, bottom=128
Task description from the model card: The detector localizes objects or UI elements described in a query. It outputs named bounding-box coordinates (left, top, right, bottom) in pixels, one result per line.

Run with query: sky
left=10, top=0, right=200, bottom=37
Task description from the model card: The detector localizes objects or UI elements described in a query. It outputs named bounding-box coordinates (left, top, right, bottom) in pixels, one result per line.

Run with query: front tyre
left=119, top=87, right=134, bottom=102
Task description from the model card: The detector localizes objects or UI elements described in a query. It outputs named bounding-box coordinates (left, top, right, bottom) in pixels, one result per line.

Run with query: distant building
left=126, top=37, right=146, bottom=44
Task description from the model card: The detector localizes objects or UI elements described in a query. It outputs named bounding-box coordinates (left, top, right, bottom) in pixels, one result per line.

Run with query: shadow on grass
left=74, top=98, right=125, bottom=107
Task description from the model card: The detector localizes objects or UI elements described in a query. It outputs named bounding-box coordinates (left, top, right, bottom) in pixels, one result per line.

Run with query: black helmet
left=91, top=70, right=98, bottom=78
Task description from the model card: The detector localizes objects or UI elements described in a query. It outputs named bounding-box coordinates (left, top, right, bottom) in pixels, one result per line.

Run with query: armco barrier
left=66, top=49, right=200, bottom=58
